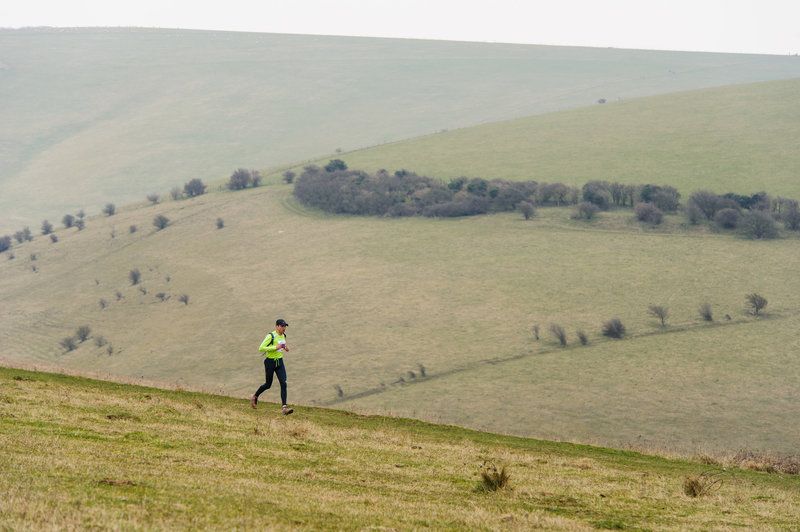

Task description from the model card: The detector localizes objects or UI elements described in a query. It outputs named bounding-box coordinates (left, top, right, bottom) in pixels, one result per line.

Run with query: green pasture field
left=318, top=76, right=800, bottom=200
left=1, top=184, right=798, bottom=456
left=3, top=27, right=800, bottom=233
left=2, top=366, right=799, bottom=530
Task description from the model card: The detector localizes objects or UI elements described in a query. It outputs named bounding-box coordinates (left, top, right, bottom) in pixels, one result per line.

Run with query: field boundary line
left=319, top=312, right=793, bottom=406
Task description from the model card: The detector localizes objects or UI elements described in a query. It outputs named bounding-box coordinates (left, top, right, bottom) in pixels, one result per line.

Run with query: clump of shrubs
left=714, top=208, right=740, bottom=229
left=740, top=210, right=778, bottom=239
left=184, top=178, right=207, bottom=197
left=576, top=330, right=588, bottom=345
left=571, top=202, right=599, bottom=220
left=699, top=303, right=713, bottom=322
left=227, top=168, right=261, bottom=190
left=60, top=337, right=77, bottom=351
left=635, top=202, right=663, bottom=224
left=153, top=215, right=169, bottom=230
left=602, top=318, right=626, bottom=338
left=549, top=324, right=567, bottom=346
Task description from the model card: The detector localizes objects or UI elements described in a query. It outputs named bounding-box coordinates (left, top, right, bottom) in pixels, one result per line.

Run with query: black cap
left=276, top=318, right=289, bottom=327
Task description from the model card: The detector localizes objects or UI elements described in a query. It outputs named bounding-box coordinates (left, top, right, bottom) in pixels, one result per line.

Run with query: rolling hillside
left=3, top=27, right=800, bottom=233
left=313, top=76, right=800, bottom=200
left=2, top=366, right=799, bottom=530
left=1, top=180, right=798, bottom=456
left=2, top=60, right=800, bottom=458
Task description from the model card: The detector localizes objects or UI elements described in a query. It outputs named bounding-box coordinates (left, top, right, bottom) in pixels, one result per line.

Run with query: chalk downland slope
left=2, top=75, right=800, bottom=457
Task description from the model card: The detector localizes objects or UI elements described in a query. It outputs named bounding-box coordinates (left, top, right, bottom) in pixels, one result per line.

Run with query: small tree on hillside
left=648, top=305, right=668, bottom=327
left=129, top=268, right=141, bottom=285
left=745, top=293, right=768, bottom=316
left=635, top=202, right=663, bottom=224
left=783, top=202, right=800, bottom=230
left=153, top=215, right=169, bottom=230
left=602, top=318, right=626, bottom=338
left=228, top=168, right=252, bottom=190
left=0, top=236, right=11, bottom=253
left=250, top=169, right=262, bottom=187
left=103, top=203, right=116, bottom=216
left=283, top=170, right=296, bottom=184
left=325, top=159, right=348, bottom=172
left=184, top=178, right=207, bottom=197
left=549, top=323, right=567, bottom=346
left=41, top=220, right=53, bottom=235
left=76, top=325, right=91, bottom=342
left=62, top=214, right=75, bottom=228
left=519, top=201, right=535, bottom=220
left=741, top=210, right=778, bottom=239
left=147, top=193, right=160, bottom=204
left=714, top=208, right=741, bottom=229
left=699, top=302, right=713, bottom=322
left=60, top=336, right=78, bottom=352
left=571, top=202, right=599, bottom=220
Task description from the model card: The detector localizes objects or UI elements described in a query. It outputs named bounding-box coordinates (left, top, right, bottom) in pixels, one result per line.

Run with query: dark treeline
left=294, top=162, right=579, bottom=217
left=291, top=161, right=800, bottom=233
left=3, top=162, right=799, bottom=255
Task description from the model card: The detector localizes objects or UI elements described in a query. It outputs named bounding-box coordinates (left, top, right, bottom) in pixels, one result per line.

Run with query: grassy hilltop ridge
left=314, top=76, right=800, bottom=200
left=2, top=27, right=800, bottom=232
left=2, top=366, right=799, bottom=530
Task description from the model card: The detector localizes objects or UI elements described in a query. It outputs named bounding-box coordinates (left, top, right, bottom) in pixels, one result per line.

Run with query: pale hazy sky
left=2, top=0, right=799, bottom=55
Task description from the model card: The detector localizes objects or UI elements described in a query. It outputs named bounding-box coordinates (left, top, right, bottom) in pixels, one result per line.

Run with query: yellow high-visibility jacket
left=259, top=330, right=286, bottom=360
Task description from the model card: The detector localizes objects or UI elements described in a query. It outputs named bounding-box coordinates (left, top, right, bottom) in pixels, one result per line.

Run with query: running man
left=250, top=318, right=293, bottom=415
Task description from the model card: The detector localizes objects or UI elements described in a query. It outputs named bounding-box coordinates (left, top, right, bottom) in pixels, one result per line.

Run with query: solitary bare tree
left=648, top=305, right=668, bottom=327
left=549, top=323, right=567, bottom=346
left=745, top=293, right=768, bottom=316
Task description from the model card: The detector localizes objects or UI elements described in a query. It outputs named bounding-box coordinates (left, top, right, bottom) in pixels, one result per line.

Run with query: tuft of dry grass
left=479, top=461, right=510, bottom=491
left=683, top=470, right=725, bottom=497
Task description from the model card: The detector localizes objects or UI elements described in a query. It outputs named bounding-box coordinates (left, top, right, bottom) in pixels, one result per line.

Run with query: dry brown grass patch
left=479, top=461, right=510, bottom=492
left=733, top=450, right=800, bottom=475
left=683, top=470, right=724, bottom=497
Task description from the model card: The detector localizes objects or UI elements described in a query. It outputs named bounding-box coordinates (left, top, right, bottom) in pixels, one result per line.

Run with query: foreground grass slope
left=318, top=76, right=800, bottom=200
left=1, top=182, right=798, bottom=456
left=2, top=367, right=799, bottom=530
left=3, top=28, right=800, bottom=232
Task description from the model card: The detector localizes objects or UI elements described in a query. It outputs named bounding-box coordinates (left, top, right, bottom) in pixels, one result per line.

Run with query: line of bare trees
left=537, top=294, right=768, bottom=347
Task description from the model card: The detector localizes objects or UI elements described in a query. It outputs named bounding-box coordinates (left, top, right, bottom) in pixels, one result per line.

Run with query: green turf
left=2, top=366, right=799, bottom=530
